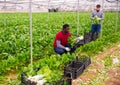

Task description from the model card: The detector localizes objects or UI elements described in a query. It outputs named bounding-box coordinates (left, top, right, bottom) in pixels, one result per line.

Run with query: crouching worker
left=53, top=24, right=76, bottom=55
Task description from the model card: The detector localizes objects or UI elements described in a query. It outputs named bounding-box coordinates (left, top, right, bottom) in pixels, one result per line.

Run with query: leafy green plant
left=0, top=12, right=120, bottom=84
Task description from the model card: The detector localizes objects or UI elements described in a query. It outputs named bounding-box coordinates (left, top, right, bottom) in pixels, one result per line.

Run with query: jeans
left=91, top=24, right=101, bottom=33
left=54, top=44, right=76, bottom=55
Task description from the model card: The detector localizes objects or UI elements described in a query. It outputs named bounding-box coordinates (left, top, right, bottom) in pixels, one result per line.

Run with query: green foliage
left=0, top=12, right=120, bottom=84
left=92, top=16, right=101, bottom=24
left=104, top=56, right=112, bottom=67
left=68, top=36, right=76, bottom=46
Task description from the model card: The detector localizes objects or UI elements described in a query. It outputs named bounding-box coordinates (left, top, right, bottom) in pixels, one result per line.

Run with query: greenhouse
left=0, top=0, right=120, bottom=85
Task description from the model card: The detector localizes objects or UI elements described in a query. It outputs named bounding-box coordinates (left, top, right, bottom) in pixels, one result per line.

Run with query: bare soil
left=72, top=44, right=120, bottom=85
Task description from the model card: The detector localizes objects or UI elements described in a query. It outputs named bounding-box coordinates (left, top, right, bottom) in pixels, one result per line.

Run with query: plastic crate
left=64, top=61, right=85, bottom=79
left=21, top=72, right=37, bottom=85
left=64, top=56, right=91, bottom=79
left=21, top=72, right=64, bottom=85
left=91, top=32, right=99, bottom=41
left=44, top=79, right=64, bottom=85
left=56, top=79, right=64, bottom=85
left=73, top=39, right=84, bottom=51
left=84, top=31, right=92, bottom=44
left=76, top=40, right=84, bottom=47
left=66, top=78, right=72, bottom=85
left=82, top=57, right=91, bottom=69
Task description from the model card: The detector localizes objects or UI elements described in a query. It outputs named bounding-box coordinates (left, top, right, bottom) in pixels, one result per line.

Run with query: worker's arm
left=56, top=40, right=70, bottom=51
left=55, top=33, right=66, bottom=49
left=90, top=12, right=94, bottom=20
left=56, top=40, right=66, bottom=49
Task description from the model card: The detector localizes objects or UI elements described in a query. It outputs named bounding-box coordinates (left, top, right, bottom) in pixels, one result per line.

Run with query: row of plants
left=20, top=31, right=120, bottom=84
left=0, top=12, right=120, bottom=84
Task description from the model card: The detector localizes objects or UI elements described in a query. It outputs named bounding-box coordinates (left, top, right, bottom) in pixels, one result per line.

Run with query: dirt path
left=72, top=44, right=120, bottom=85
left=105, top=68, right=120, bottom=85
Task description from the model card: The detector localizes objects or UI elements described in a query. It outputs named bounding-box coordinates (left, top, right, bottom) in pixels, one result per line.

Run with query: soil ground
left=72, top=43, right=120, bottom=85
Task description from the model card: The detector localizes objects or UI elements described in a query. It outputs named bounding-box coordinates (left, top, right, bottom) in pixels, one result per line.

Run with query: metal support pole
left=101, top=0, right=104, bottom=37
left=47, top=0, right=50, bottom=24
left=115, top=0, right=119, bottom=32
left=29, top=0, right=33, bottom=66
left=102, top=0, right=104, bottom=13
left=62, top=1, right=66, bottom=24
left=4, top=0, right=6, bottom=28
left=62, top=6, right=64, bottom=23
left=77, top=0, right=80, bottom=37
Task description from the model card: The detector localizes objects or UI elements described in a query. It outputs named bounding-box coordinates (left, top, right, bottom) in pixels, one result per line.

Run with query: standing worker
left=90, top=4, right=104, bottom=34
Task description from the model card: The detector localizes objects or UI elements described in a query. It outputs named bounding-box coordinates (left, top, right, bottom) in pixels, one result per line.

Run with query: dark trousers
left=91, top=24, right=101, bottom=33
left=54, top=44, right=76, bottom=55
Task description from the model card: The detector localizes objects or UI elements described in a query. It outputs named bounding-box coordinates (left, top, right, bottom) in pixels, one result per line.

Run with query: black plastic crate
left=84, top=31, right=92, bottom=44
left=64, top=61, right=84, bottom=79
left=56, top=79, right=64, bottom=85
left=82, top=57, right=91, bottom=69
left=21, top=72, right=64, bottom=85
left=76, top=40, right=84, bottom=47
left=91, top=32, right=99, bottom=41
left=64, top=56, right=91, bottom=79
left=21, top=73, right=37, bottom=85
left=44, top=79, right=64, bottom=85
left=65, top=78, right=72, bottom=85
left=73, top=38, right=84, bottom=49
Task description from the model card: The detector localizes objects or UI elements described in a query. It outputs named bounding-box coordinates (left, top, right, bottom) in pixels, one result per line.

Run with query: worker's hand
left=94, top=16, right=101, bottom=20
left=65, top=47, right=71, bottom=52
left=76, top=36, right=84, bottom=43
left=94, top=15, right=98, bottom=18
left=97, top=18, right=102, bottom=20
